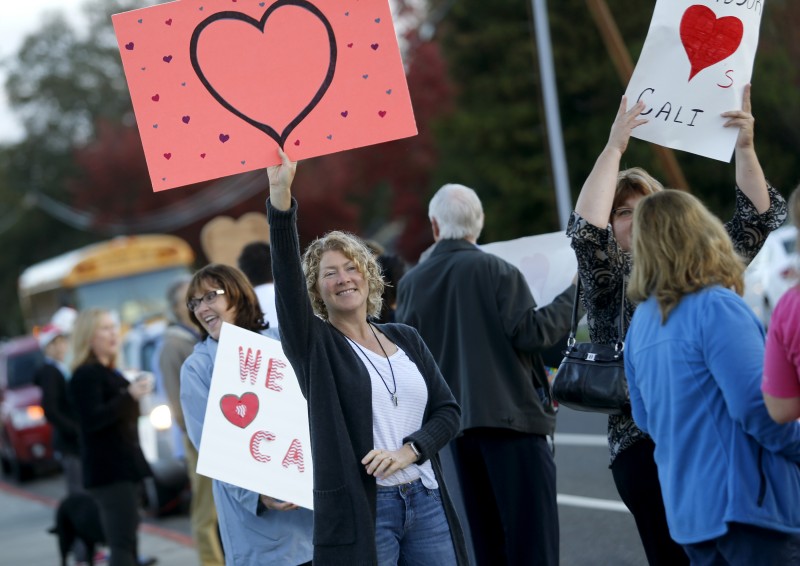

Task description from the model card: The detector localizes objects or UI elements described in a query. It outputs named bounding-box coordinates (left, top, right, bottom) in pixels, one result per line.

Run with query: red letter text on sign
left=282, top=438, right=305, bottom=472
left=250, top=430, right=276, bottom=463
left=239, top=346, right=262, bottom=385
left=265, top=358, right=286, bottom=392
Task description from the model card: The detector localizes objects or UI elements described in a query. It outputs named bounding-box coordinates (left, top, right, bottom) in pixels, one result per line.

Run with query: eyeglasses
left=187, top=289, right=225, bottom=312
left=612, top=207, right=634, bottom=219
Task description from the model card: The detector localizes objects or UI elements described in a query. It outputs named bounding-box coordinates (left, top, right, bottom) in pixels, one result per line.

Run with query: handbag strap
left=568, top=277, right=626, bottom=352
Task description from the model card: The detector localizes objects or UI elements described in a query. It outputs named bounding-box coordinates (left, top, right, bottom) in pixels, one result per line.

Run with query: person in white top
left=238, top=242, right=279, bottom=330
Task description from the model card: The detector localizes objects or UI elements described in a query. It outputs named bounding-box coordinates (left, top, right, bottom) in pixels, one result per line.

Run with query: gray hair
left=428, top=184, right=484, bottom=240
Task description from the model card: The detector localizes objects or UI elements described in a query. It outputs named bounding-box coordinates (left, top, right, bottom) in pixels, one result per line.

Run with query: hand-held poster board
left=624, top=1, right=764, bottom=161
left=196, top=322, right=313, bottom=510
left=112, top=0, right=417, bottom=191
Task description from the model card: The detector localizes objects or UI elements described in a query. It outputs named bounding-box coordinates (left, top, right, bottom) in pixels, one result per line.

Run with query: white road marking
left=554, top=433, right=607, bottom=447
left=557, top=494, right=630, bottom=513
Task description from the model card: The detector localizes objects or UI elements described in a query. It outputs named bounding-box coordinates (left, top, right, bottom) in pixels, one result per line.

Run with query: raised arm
left=574, top=96, right=647, bottom=228
left=723, top=84, right=769, bottom=213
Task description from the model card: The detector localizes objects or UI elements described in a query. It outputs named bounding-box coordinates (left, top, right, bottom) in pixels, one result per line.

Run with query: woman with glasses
left=68, top=309, right=153, bottom=566
left=624, top=189, right=800, bottom=563
left=266, top=150, right=468, bottom=565
left=566, top=84, right=787, bottom=565
left=179, top=264, right=313, bottom=566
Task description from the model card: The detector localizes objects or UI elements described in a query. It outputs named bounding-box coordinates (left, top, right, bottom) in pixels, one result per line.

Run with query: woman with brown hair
left=566, top=84, right=787, bottom=565
left=179, top=263, right=313, bottom=566
left=624, top=189, right=800, bottom=563
left=68, top=309, right=152, bottom=566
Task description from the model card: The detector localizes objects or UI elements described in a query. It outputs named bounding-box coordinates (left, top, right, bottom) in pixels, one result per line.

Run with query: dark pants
left=61, top=453, right=88, bottom=562
left=683, top=522, right=800, bottom=565
left=610, top=438, right=689, bottom=566
left=89, top=481, right=141, bottom=566
left=452, top=429, right=558, bottom=566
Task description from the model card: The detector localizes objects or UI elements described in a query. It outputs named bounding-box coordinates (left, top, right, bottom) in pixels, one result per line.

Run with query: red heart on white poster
left=220, top=392, right=259, bottom=428
left=680, top=5, right=743, bottom=81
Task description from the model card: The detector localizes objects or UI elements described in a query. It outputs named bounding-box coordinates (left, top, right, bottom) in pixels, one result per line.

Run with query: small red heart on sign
left=163, top=55, right=173, bottom=63
left=165, top=18, right=173, bottom=26
left=371, top=43, right=379, bottom=50
left=219, top=133, right=230, bottom=143
left=151, top=94, right=160, bottom=102
left=347, top=43, right=353, bottom=48
left=680, top=5, right=743, bottom=81
left=294, top=139, right=300, bottom=146
left=163, top=153, right=172, bottom=160
left=125, top=42, right=134, bottom=50
left=182, top=115, right=191, bottom=124
left=378, top=110, right=387, bottom=118
left=200, top=153, right=206, bottom=158
left=340, top=110, right=348, bottom=118
left=220, top=392, right=259, bottom=428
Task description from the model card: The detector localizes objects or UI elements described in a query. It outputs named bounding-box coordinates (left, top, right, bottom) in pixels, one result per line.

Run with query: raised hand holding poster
left=197, top=322, right=313, bottom=509
left=112, top=0, right=417, bottom=191
left=623, top=1, right=764, bottom=161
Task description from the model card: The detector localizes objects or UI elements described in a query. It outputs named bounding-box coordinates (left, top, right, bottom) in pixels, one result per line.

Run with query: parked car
left=744, top=224, right=799, bottom=326
left=0, top=335, right=52, bottom=482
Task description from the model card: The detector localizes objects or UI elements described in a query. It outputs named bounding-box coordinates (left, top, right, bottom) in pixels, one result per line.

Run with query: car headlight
left=149, top=404, right=172, bottom=431
left=10, top=406, right=47, bottom=429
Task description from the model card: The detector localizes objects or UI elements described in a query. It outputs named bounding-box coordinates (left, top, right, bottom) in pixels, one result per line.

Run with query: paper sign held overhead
left=624, top=1, right=764, bottom=162
left=196, top=323, right=313, bottom=510
left=113, top=0, right=418, bottom=191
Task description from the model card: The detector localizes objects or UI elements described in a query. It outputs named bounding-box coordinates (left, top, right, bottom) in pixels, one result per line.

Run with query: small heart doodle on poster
left=220, top=392, right=259, bottom=428
left=680, top=5, right=743, bottom=81
left=189, top=0, right=337, bottom=149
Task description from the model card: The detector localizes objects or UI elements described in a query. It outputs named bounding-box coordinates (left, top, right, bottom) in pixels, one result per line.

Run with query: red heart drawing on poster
left=189, top=0, right=336, bottom=148
left=680, top=5, right=743, bottom=81
left=220, top=392, right=259, bottom=428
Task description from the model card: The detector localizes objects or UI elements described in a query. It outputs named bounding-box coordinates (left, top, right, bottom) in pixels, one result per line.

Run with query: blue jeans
left=683, top=522, right=800, bottom=565
left=376, top=479, right=457, bottom=566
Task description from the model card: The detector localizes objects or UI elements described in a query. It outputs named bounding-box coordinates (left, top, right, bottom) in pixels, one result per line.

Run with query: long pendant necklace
left=335, top=323, right=398, bottom=407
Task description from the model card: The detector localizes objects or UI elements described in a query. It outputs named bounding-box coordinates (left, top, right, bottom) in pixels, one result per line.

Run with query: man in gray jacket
left=396, top=184, right=576, bottom=566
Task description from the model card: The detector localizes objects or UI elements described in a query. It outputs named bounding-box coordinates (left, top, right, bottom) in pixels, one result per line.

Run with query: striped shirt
left=346, top=343, right=438, bottom=488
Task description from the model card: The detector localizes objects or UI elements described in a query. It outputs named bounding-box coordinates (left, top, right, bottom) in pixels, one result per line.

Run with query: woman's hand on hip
left=362, top=445, right=418, bottom=480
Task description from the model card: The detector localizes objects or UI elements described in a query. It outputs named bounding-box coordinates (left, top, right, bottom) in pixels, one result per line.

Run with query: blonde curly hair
left=302, top=231, right=385, bottom=320
left=628, top=190, right=744, bottom=323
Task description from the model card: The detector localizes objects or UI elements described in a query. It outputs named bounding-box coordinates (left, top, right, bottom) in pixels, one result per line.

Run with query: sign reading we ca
left=624, top=0, right=764, bottom=162
left=197, top=323, right=313, bottom=510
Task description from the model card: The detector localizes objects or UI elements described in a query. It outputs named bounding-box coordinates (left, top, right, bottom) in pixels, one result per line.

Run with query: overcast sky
left=0, top=1, right=90, bottom=143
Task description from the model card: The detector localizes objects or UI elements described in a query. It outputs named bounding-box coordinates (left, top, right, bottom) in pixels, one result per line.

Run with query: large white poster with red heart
left=624, top=1, right=764, bottom=161
left=196, top=322, right=313, bottom=509
left=481, top=231, right=576, bottom=308
left=112, top=0, right=417, bottom=191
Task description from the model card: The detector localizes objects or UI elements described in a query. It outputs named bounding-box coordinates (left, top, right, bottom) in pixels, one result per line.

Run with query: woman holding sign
left=566, top=84, right=787, bottom=566
left=267, top=150, right=468, bottom=566
left=180, top=264, right=314, bottom=566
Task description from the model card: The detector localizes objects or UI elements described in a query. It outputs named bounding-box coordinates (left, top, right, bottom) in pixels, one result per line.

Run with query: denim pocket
left=427, top=487, right=443, bottom=503
left=312, top=485, right=356, bottom=546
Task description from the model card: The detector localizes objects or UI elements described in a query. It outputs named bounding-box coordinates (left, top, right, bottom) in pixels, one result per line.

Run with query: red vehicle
left=0, top=335, right=52, bottom=482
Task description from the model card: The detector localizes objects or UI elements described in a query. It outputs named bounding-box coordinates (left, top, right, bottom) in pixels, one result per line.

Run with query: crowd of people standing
left=30, top=82, right=800, bottom=566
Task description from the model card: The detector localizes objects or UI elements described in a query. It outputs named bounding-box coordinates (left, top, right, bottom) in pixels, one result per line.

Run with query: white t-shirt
left=346, top=342, right=438, bottom=488
left=254, top=282, right=278, bottom=330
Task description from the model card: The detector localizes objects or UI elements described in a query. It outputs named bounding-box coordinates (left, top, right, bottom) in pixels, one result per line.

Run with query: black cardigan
left=268, top=198, right=469, bottom=566
left=35, top=362, right=80, bottom=455
left=68, top=363, right=151, bottom=488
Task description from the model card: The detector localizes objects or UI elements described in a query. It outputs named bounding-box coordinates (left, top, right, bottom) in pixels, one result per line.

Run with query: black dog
left=48, top=493, right=106, bottom=566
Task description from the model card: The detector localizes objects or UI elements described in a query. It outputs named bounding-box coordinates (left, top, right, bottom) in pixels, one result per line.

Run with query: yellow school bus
left=18, top=235, right=195, bottom=331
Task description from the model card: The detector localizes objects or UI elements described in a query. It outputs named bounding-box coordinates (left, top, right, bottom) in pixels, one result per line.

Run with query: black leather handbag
left=551, top=279, right=630, bottom=415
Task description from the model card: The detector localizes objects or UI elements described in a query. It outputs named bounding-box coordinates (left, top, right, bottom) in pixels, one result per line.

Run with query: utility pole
left=530, top=0, right=573, bottom=230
